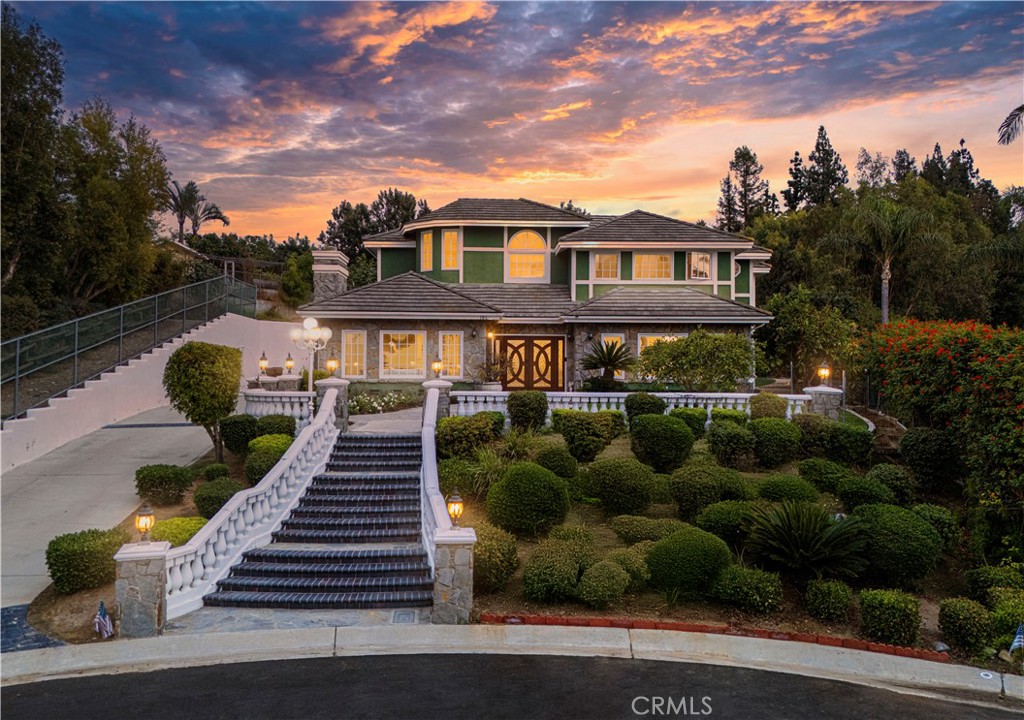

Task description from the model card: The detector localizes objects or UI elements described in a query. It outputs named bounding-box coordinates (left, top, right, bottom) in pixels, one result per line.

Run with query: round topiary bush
left=588, top=458, right=655, bottom=516
left=151, top=516, right=208, bottom=547
left=865, top=463, right=916, bottom=505
left=247, top=434, right=293, bottom=456
left=749, top=393, right=787, bottom=420
left=475, top=411, right=506, bottom=438
left=594, top=410, right=627, bottom=441
left=472, top=523, right=519, bottom=593
left=624, top=392, right=667, bottom=427
left=436, top=414, right=494, bottom=459
left=522, top=539, right=584, bottom=602
left=556, top=410, right=608, bottom=462
left=965, top=565, right=1024, bottom=602
left=486, top=462, right=570, bottom=536
left=220, top=414, right=260, bottom=455
left=938, top=598, right=992, bottom=653
left=609, top=515, right=688, bottom=544
left=804, top=579, right=853, bottom=622
left=671, top=464, right=742, bottom=519
left=507, top=390, right=549, bottom=431
left=135, top=464, right=194, bottom=505
left=859, top=589, right=920, bottom=646
left=911, top=504, right=957, bottom=549
left=854, top=504, right=943, bottom=588
left=758, top=474, right=820, bottom=503
left=256, top=413, right=297, bottom=438
left=710, top=565, right=783, bottom=614
left=707, top=420, right=755, bottom=469
left=750, top=418, right=802, bottom=469
left=711, top=408, right=748, bottom=426
left=577, top=560, right=631, bottom=609
left=202, top=463, right=231, bottom=482
left=194, top=477, right=246, bottom=518
left=646, top=527, right=732, bottom=598
left=798, top=458, right=852, bottom=493
left=244, top=445, right=289, bottom=485
left=606, top=543, right=652, bottom=591
left=669, top=407, right=707, bottom=439
left=900, top=426, right=958, bottom=489
left=45, top=527, right=130, bottom=595
left=630, top=414, right=694, bottom=472
left=695, top=500, right=758, bottom=547
left=438, top=458, right=478, bottom=498
left=534, top=445, right=578, bottom=479
left=837, top=476, right=897, bottom=511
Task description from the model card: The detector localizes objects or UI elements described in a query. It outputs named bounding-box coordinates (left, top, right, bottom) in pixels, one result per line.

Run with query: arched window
left=506, top=230, right=548, bottom=281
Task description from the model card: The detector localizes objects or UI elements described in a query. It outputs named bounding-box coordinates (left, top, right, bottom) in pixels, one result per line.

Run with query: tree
left=367, top=187, right=425, bottom=235
left=348, top=252, right=377, bottom=288
left=920, top=143, right=947, bottom=192
left=560, top=199, right=590, bottom=217
left=320, top=188, right=429, bottom=259
left=165, top=180, right=200, bottom=244
left=163, top=341, right=242, bottom=462
left=729, top=145, right=771, bottom=227
left=782, top=151, right=807, bottom=212
left=582, top=340, right=635, bottom=381
left=715, top=175, right=741, bottom=233
left=892, top=149, right=917, bottom=182
left=998, top=104, right=1024, bottom=145
left=280, top=252, right=312, bottom=306
left=188, top=198, right=229, bottom=237
left=855, top=148, right=891, bottom=188
left=945, top=139, right=980, bottom=196
left=636, top=330, right=753, bottom=391
left=804, top=126, right=848, bottom=206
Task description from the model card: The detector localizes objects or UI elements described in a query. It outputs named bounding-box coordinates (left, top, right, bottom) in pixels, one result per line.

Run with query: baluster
left=180, top=555, right=194, bottom=590
left=225, top=517, right=237, bottom=546
left=215, top=527, right=228, bottom=556
left=168, top=563, right=183, bottom=595
left=203, top=541, right=217, bottom=579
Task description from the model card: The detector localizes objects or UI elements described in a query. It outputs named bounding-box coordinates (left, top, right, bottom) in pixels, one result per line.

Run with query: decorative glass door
left=499, top=336, right=564, bottom=391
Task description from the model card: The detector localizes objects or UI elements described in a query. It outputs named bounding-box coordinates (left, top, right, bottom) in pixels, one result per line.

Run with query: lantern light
left=135, top=503, right=156, bottom=543
left=486, top=331, right=494, bottom=340
left=285, top=353, right=295, bottom=372
left=817, top=362, right=832, bottom=385
left=431, top=358, right=443, bottom=378
left=302, top=317, right=318, bottom=330
left=258, top=351, right=269, bottom=375
left=446, top=490, right=464, bottom=528
left=326, top=352, right=339, bottom=374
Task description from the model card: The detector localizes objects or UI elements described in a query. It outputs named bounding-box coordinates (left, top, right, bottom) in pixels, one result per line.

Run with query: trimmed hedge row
left=46, top=527, right=131, bottom=595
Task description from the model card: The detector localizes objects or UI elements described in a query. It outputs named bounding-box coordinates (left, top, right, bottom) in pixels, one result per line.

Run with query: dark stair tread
left=298, top=494, right=420, bottom=504
left=244, top=547, right=427, bottom=561
left=307, top=483, right=419, bottom=493
left=216, top=576, right=432, bottom=591
left=232, top=561, right=430, bottom=576
left=280, top=517, right=420, bottom=529
left=314, top=472, right=420, bottom=480
left=272, top=529, right=421, bottom=543
left=291, top=505, right=421, bottom=516
left=203, top=590, right=432, bottom=609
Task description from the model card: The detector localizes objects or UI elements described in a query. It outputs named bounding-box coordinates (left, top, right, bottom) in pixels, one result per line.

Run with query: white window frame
left=504, top=228, right=550, bottom=283
left=592, top=252, right=620, bottom=281
left=441, top=229, right=460, bottom=271
left=600, top=333, right=626, bottom=380
left=341, top=329, right=367, bottom=379
left=438, top=331, right=464, bottom=380
left=420, top=231, right=433, bottom=272
left=633, top=251, right=673, bottom=281
left=687, top=251, right=712, bottom=282
left=380, top=330, right=426, bottom=379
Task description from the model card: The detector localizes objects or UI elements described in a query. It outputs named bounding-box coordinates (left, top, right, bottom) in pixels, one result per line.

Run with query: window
left=688, top=252, right=711, bottom=280
left=442, top=229, right=459, bottom=271
left=638, top=333, right=685, bottom=355
left=633, top=252, right=672, bottom=280
left=601, top=333, right=626, bottom=380
left=593, top=253, right=619, bottom=280
left=439, top=332, right=463, bottom=378
left=420, top=231, right=433, bottom=272
left=342, top=330, right=366, bottom=378
left=507, top=229, right=547, bottom=281
left=381, top=332, right=425, bottom=378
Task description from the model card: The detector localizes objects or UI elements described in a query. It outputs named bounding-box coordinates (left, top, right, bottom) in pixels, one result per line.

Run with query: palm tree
left=582, top=340, right=635, bottom=380
left=188, top=199, right=230, bottom=238
left=998, top=104, right=1024, bottom=145
left=164, top=180, right=200, bottom=244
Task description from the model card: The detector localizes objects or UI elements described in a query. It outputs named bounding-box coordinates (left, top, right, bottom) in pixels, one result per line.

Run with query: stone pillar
left=315, top=377, right=351, bottom=432
left=311, top=250, right=349, bottom=303
left=114, top=542, right=170, bottom=639
left=432, top=530, right=477, bottom=625
left=277, top=373, right=301, bottom=392
left=423, top=379, right=453, bottom=422
left=803, top=385, right=844, bottom=421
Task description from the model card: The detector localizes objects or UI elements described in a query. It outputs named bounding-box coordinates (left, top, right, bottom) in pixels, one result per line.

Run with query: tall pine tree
left=716, top=175, right=741, bottom=233
left=729, top=146, right=771, bottom=228
left=892, top=149, right=917, bottom=182
left=804, top=126, right=848, bottom=206
left=782, top=151, right=807, bottom=212
left=920, top=143, right=947, bottom=193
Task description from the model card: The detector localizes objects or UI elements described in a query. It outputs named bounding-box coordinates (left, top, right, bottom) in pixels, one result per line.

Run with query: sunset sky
left=16, top=1, right=1024, bottom=241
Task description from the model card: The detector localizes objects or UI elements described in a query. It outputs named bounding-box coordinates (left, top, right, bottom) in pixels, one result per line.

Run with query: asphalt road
left=2, top=655, right=1019, bottom=720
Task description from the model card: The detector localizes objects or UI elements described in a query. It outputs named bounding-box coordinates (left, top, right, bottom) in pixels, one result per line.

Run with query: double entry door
left=498, top=336, right=565, bottom=392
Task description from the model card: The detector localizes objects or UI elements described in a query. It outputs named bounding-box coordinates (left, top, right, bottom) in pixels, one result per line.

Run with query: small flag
left=1010, top=623, right=1024, bottom=654
left=93, top=601, right=114, bottom=639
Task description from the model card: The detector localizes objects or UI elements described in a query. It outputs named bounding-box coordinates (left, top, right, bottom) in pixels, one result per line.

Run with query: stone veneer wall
left=432, top=541, right=474, bottom=624
left=114, top=542, right=170, bottom=638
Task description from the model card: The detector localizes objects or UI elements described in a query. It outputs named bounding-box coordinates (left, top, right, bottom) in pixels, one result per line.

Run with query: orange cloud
left=540, top=99, right=592, bottom=122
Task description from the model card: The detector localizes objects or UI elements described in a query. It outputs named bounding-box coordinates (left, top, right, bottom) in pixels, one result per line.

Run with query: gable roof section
left=562, top=286, right=772, bottom=324
left=362, top=228, right=412, bottom=248
left=556, top=210, right=756, bottom=251
left=299, top=272, right=501, bottom=319
left=403, top=198, right=591, bottom=232
left=457, top=284, right=576, bottom=321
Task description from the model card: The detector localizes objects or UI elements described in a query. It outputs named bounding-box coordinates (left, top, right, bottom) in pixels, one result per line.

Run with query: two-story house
left=300, top=198, right=772, bottom=391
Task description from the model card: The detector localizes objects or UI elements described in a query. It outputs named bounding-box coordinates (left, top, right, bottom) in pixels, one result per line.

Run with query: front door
left=499, top=336, right=564, bottom=391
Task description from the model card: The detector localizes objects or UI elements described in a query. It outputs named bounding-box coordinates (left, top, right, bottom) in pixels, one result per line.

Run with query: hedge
left=758, top=474, right=819, bottom=503
left=436, top=414, right=494, bottom=459
left=220, top=414, right=260, bottom=455
left=911, top=504, right=957, bottom=549
left=135, top=464, right=193, bottom=505
left=707, top=421, right=755, bottom=469
left=965, top=565, right=1024, bottom=602
left=609, top=515, right=688, bottom=544
left=750, top=418, right=802, bottom=469
left=854, top=504, right=943, bottom=588
left=624, top=392, right=667, bottom=427
left=711, top=408, right=748, bottom=426
left=476, top=411, right=507, bottom=438
left=473, top=523, right=519, bottom=593
left=507, top=391, right=548, bottom=431
left=938, top=598, right=992, bottom=653
left=202, top=463, right=230, bottom=482
left=749, top=393, right=787, bottom=420
left=899, top=426, right=959, bottom=489
left=794, top=414, right=872, bottom=466
left=194, top=477, right=246, bottom=518
left=710, top=565, right=783, bottom=614
left=151, top=517, right=208, bottom=547
left=630, top=414, right=694, bottom=472
left=256, top=414, right=296, bottom=438
left=695, top=500, right=758, bottom=547
left=669, top=407, right=707, bottom=438
left=247, top=434, right=293, bottom=456
left=588, top=458, right=654, bottom=516
left=798, top=458, right=852, bottom=493
left=439, top=458, right=478, bottom=498
left=670, top=463, right=748, bottom=519
left=46, top=528, right=130, bottom=595
left=859, top=589, right=920, bottom=646
left=486, top=462, right=569, bottom=536
left=522, top=539, right=584, bottom=602
left=865, top=463, right=916, bottom=505
left=837, top=476, right=896, bottom=511
left=556, top=410, right=608, bottom=462
left=606, top=543, right=652, bottom=592
left=804, top=579, right=853, bottom=622
left=646, top=526, right=732, bottom=598
left=594, top=410, right=627, bottom=441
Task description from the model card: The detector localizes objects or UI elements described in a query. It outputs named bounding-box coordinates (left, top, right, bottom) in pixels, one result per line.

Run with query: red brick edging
left=477, top=613, right=949, bottom=663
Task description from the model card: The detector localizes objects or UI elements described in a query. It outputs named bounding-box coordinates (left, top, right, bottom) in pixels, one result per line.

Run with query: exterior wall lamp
left=135, top=503, right=155, bottom=543
left=284, top=353, right=295, bottom=372
left=446, top=489, right=464, bottom=528
left=258, top=351, right=269, bottom=376
left=326, top=351, right=339, bottom=375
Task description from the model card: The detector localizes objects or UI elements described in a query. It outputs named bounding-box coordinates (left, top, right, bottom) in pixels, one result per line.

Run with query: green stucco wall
left=674, top=252, right=687, bottom=281
left=575, top=283, right=590, bottom=301
left=717, top=252, right=731, bottom=283
left=464, top=227, right=503, bottom=248
left=575, top=251, right=589, bottom=280
left=621, top=252, right=633, bottom=281
left=735, top=260, right=750, bottom=295
left=380, top=248, right=416, bottom=279
left=464, top=251, right=503, bottom=283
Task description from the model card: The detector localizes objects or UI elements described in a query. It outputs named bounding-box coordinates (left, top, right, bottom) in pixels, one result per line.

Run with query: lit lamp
left=135, top=503, right=155, bottom=543
left=817, top=362, right=832, bottom=386
left=431, top=358, right=443, bottom=378
left=290, top=318, right=333, bottom=392
left=446, top=489, right=464, bottom=528
left=284, top=353, right=295, bottom=373
left=326, top=351, right=339, bottom=375
left=258, top=351, right=269, bottom=376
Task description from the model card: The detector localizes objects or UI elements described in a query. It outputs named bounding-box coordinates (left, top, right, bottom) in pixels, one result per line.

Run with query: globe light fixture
left=818, top=362, right=832, bottom=386
left=292, top=318, right=333, bottom=392
left=446, top=490, right=464, bottom=528
left=431, top=358, right=443, bottom=378
left=135, top=503, right=156, bottom=543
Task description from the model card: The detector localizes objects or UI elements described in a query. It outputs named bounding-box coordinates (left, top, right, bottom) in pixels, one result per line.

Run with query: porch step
left=202, top=590, right=432, bottom=609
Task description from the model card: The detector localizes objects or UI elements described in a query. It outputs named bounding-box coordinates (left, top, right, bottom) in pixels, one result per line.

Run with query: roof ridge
left=516, top=197, right=591, bottom=220
left=560, top=209, right=755, bottom=243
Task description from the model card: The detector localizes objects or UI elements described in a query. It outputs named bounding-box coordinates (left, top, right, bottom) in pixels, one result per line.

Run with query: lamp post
left=135, top=503, right=155, bottom=543
left=817, top=362, right=832, bottom=387
left=290, top=318, right=333, bottom=393
left=446, top=489, right=464, bottom=528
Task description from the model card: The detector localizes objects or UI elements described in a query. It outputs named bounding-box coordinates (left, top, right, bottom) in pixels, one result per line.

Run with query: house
left=299, top=198, right=772, bottom=391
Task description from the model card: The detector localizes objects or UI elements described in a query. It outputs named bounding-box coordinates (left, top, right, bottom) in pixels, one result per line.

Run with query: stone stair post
left=802, top=385, right=844, bottom=421
left=423, top=379, right=452, bottom=423
left=316, top=377, right=351, bottom=432
left=114, top=541, right=170, bottom=638
left=432, top=530, right=476, bottom=624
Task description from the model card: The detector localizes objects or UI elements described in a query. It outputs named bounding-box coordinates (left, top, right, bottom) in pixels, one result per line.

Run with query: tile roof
left=405, top=198, right=591, bottom=227
left=457, top=284, right=576, bottom=319
left=362, top=228, right=407, bottom=244
left=300, top=272, right=500, bottom=317
left=558, top=210, right=753, bottom=245
left=563, top=286, right=772, bottom=323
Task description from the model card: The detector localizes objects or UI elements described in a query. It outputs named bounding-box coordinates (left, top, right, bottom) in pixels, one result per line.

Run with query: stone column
left=315, top=377, right=351, bottom=432
left=803, top=385, right=844, bottom=421
left=432, top=529, right=477, bottom=625
left=114, top=542, right=170, bottom=639
left=311, top=250, right=350, bottom=303
left=423, top=379, right=453, bottom=422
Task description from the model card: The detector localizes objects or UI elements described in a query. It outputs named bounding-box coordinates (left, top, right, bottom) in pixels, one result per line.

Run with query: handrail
left=420, top=384, right=452, bottom=574
left=242, top=389, right=316, bottom=429
left=163, top=387, right=340, bottom=619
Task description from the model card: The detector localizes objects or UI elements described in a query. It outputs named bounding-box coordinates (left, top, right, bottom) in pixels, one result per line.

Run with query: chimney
left=312, top=250, right=349, bottom=303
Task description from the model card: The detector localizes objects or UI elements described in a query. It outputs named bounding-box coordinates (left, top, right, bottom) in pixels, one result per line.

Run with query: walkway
left=348, top=406, right=422, bottom=434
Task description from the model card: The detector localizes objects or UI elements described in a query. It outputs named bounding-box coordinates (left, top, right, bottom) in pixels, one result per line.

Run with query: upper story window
left=442, top=229, right=459, bottom=271
left=593, top=252, right=619, bottom=280
left=507, top=229, right=547, bottom=281
left=688, top=252, right=711, bottom=280
left=633, top=252, right=672, bottom=280
left=420, top=231, right=433, bottom=272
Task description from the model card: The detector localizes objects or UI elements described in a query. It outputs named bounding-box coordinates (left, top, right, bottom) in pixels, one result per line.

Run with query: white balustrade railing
left=420, top=385, right=452, bottom=574
left=163, top=388, right=340, bottom=619
left=242, top=389, right=315, bottom=430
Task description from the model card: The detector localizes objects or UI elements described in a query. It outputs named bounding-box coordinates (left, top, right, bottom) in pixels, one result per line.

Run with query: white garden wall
left=1, top=314, right=302, bottom=471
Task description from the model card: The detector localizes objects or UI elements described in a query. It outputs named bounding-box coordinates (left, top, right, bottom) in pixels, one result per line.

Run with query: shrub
left=135, top=464, right=193, bottom=505
left=588, top=458, right=655, bottom=516
left=247, top=434, right=293, bottom=455
left=507, top=390, right=548, bottom=431
left=436, top=414, right=494, bottom=459
left=151, top=517, right=208, bottom=547
left=711, top=565, right=783, bottom=614
left=759, top=475, right=819, bottom=503
left=498, top=427, right=540, bottom=461
left=837, top=476, right=896, bottom=511
left=650, top=474, right=674, bottom=504
left=472, top=523, right=519, bottom=593
left=244, top=449, right=285, bottom=485
left=669, top=407, right=707, bottom=438
left=707, top=421, right=755, bottom=469
left=695, top=500, right=758, bottom=548
left=624, top=392, right=667, bottom=427
left=794, top=413, right=832, bottom=457
left=711, top=408, right=748, bottom=426
left=609, top=515, right=688, bottom=544
left=910, top=504, right=957, bottom=549
left=990, top=591, right=1024, bottom=640
left=522, top=539, right=584, bottom=602
left=476, top=411, right=506, bottom=438
left=965, top=565, right=1024, bottom=602
left=202, top=463, right=230, bottom=482
left=865, top=464, right=915, bottom=505
left=577, top=560, right=631, bottom=609
left=567, top=466, right=594, bottom=502
left=988, top=586, right=1024, bottom=610
left=630, top=414, right=694, bottom=472
left=595, top=410, right=627, bottom=441
left=899, top=427, right=958, bottom=489
left=749, top=393, right=787, bottom=420
left=220, top=415, right=261, bottom=455
left=798, top=458, right=851, bottom=493
left=669, top=464, right=748, bottom=519
left=163, top=341, right=242, bottom=462
left=557, top=410, right=608, bottom=462
left=805, top=579, right=853, bottom=622
left=827, top=424, right=874, bottom=466
left=46, top=528, right=130, bottom=595
left=256, top=414, right=297, bottom=438
left=472, top=447, right=507, bottom=497
left=718, top=471, right=758, bottom=501
left=486, top=462, right=569, bottom=535
left=647, top=527, right=732, bottom=597
left=746, top=502, right=867, bottom=580
left=750, top=418, right=802, bottom=469
left=854, top=504, right=943, bottom=588
left=859, top=589, right=920, bottom=646
left=438, top=459, right=478, bottom=498
left=938, top=598, right=992, bottom=653
left=194, top=477, right=246, bottom=518
left=606, top=543, right=652, bottom=591
left=535, top=444, right=579, bottom=480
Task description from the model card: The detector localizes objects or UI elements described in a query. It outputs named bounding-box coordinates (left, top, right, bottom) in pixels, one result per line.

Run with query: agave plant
left=582, top=340, right=635, bottom=380
left=744, top=501, right=867, bottom=581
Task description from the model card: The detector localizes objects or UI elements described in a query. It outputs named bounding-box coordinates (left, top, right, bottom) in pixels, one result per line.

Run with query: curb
left=479, top=613, right=951, bottom=663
